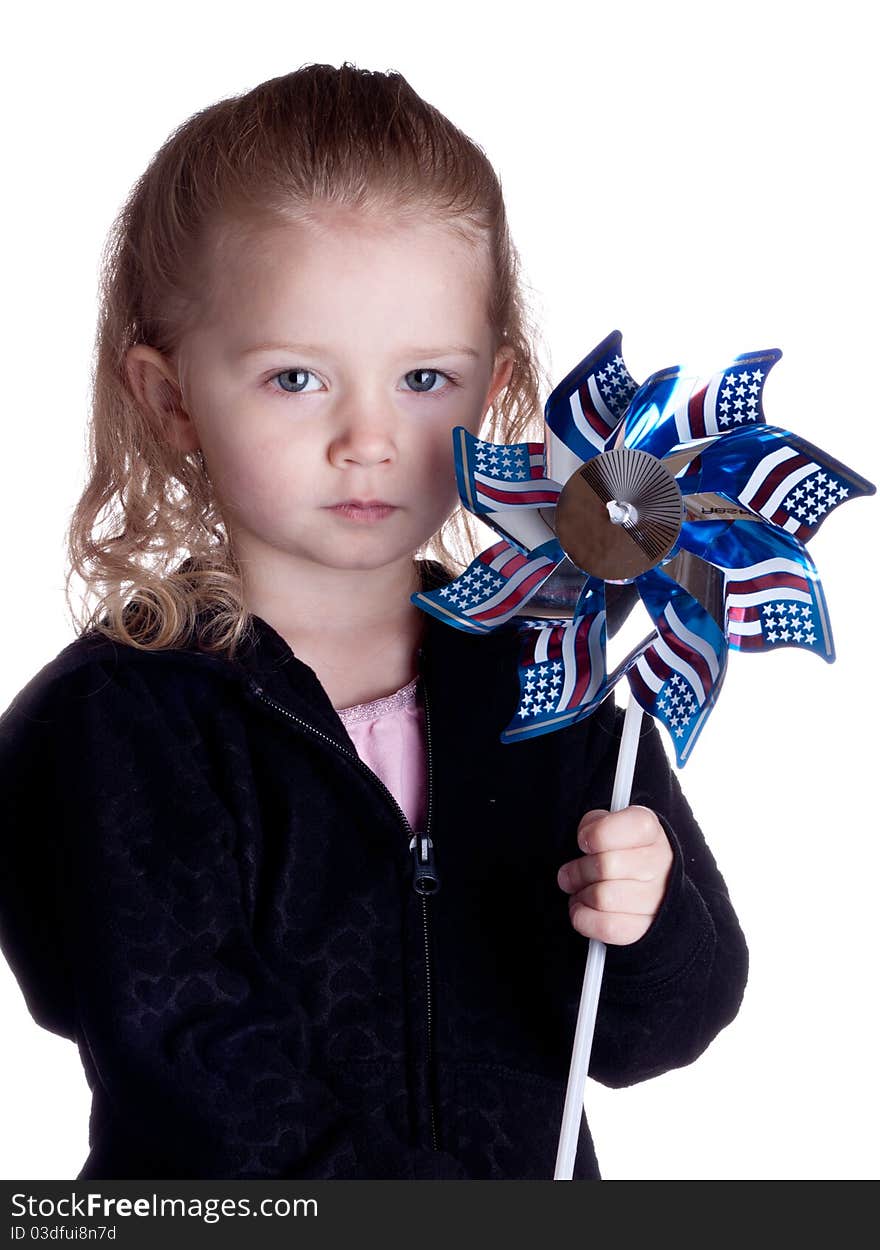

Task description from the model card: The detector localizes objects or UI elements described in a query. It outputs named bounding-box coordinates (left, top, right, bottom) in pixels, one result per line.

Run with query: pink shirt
left=336, top=676, right=427, bottom=834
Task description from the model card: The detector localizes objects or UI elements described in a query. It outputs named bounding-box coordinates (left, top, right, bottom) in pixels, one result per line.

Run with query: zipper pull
left=409, top=833, right=440, bottom=895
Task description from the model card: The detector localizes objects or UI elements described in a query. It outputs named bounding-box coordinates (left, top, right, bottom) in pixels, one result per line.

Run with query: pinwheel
left=412, top=329, right=875, bottom=1178
left=414, top=329, right=875, bottom=766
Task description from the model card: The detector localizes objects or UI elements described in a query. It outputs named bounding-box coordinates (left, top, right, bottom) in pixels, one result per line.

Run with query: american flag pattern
left=624, top=349, right=782, bottom=463
left=412, top=537, right=564, bottom=635
left=500, top=588, right=611, bottom=740
left=625, top=567, right=728, bottom=766
left=693, top=425, right=875, bottom=543
left=678, top=519, right=833, bottom=659
left=543, top=329, right=638, bottom=464
left=454, top=428, right=562, bottom=516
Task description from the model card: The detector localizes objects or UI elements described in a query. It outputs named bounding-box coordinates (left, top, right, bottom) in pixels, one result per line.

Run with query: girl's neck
left=244, top=555, right=427, bottom=708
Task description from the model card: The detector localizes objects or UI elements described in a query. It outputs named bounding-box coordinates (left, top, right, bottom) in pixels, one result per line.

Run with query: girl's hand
left=556, top=806, right=674, bottom=945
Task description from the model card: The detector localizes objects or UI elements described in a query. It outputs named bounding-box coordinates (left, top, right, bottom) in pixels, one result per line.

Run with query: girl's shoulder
left=0, top=624, right=234, bottom=742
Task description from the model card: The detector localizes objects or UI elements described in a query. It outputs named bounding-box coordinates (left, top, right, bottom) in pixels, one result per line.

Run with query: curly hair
left=65, top=62, right=553, bottom=658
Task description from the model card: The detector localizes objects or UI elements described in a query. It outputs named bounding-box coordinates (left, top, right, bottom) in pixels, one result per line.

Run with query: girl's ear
left=484, top=345, right=516, bottom=413
left=125, top=344, right=201, bottom=453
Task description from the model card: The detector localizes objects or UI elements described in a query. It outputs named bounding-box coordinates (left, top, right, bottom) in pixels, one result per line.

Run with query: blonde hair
left=66, top=62, right=552, bottom=658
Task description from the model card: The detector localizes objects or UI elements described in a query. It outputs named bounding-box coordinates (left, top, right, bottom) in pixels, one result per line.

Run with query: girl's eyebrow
left=237, top=341, right=480, bottom=359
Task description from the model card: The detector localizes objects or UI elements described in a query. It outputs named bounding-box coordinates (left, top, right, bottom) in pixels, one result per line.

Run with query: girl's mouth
left=328, top=502, right=397, bottom=522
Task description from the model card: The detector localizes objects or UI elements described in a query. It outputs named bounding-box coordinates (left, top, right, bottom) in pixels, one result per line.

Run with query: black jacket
left=0, top=561, right=748, bottom=1180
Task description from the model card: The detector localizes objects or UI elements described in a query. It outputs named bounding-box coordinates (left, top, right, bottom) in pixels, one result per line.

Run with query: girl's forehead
left=198, top=211, right=492, bottom=336
left=223, top=209, right=484, bottom=268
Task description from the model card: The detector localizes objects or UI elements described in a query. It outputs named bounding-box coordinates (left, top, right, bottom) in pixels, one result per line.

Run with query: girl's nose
left=327, top=404, right=398, bottom=468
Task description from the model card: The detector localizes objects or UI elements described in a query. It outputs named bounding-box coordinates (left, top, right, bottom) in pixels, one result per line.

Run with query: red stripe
left=727, top=605, right=749, bottom=623
left=747, top=452, right=809, bottom=511
left=688, top=385, right=708, bottom=439
left=545, top=627, right=565, bottom=663
left=477, top=482, right=560, bottom=506
left=578, top=383, right=610, bottom=437
left=642, top=646, right=672, bottom=684
left=731, top=571, right=809, bottom=595
left=564, top=616, right=596, bottom=709
left=658, top=615, right=712, bottom=694
left=727, top=605, right=762, bottom=623
left=480, top=539, right=511, bottom=564
left=628, top=664, right=656, bottom=712
left=496, top=550, right=530, bottom=577
left=519, top=632, right=539, bottom=667
left=472, top=562, right=551, bottom=622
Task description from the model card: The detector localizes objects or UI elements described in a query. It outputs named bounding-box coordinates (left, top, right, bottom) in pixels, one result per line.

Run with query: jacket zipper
left=245, top=674, right=441, bottom=1153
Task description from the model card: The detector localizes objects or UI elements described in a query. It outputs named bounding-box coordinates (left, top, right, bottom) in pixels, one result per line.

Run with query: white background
left=1, top=0, right=877, bottom=1180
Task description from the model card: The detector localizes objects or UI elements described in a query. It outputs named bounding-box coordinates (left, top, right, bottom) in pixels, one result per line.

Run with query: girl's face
left=143, top=211, right=514, bottom=582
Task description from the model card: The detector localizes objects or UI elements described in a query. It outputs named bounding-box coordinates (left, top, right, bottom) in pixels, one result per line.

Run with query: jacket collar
left=69, top=559, right=522, bottom=753
left=229, top=559, right=523, bottom=750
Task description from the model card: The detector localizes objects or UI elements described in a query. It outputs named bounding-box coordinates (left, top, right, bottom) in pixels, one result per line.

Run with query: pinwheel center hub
left=606, top=499, right=639, bottom=526
left=556, top=447, right=684, bottom=582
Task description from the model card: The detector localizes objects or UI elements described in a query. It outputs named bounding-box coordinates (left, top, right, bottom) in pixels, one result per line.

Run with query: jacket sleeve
left=0, top=657, right=468, bottom=1180
left=582, top=704, right=749, bottom=1088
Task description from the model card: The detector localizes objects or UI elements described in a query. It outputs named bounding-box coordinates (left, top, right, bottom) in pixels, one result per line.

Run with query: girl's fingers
left=557, top=844, right=662, bottom=890
left=568, top=877, right=661, bottom=916
left=576, top=805, right=662, bottom=853
left=567, top=902, right=652, bottom=946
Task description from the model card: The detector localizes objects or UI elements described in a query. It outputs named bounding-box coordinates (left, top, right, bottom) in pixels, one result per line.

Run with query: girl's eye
left=404, top=368, right=456, bottom=395
left=269, top=368, right=322, bottom=394
left=266, top=367, right=458, bottom=397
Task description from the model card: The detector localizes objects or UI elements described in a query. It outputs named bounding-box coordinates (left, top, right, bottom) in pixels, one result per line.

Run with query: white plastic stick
left=553, top=691, right=644, bottom=1180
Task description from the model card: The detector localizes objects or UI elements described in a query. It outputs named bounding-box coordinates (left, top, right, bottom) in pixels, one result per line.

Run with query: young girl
left=0, top=62, right=748, bottom=1180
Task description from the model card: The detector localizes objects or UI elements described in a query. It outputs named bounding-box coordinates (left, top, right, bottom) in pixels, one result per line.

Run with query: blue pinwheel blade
left=628, top=566, right=729, bottom=766
left=411, top=537, right=565, bottom=635
left=676, top=518, right=835, bottom=660
left=613, top=364, right=684, bottom=452
left=618, top=349, right=782, bottom=461
left=680, top=424, right=877, bottom=542
left=499, top=578, right=616, bottom=741
left=543, top=330, right=638, bottom=475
